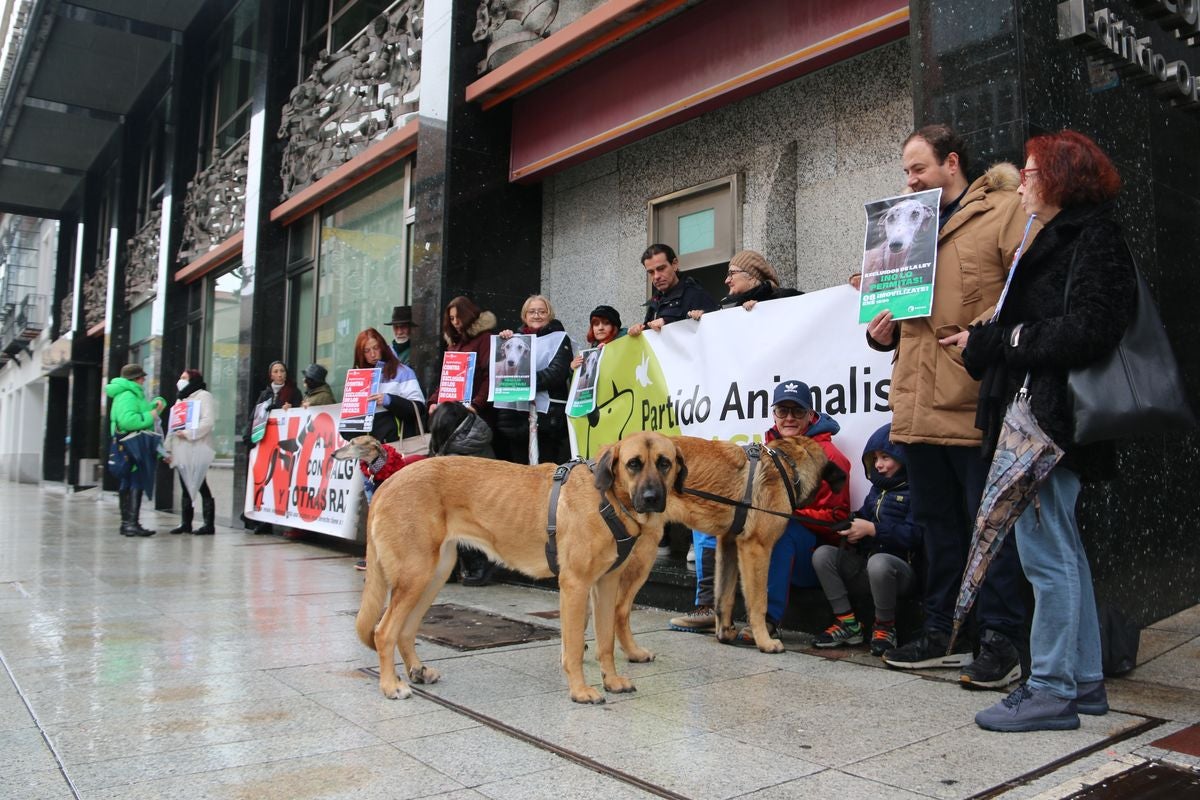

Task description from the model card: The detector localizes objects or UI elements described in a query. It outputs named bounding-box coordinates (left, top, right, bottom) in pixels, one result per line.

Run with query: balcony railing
left=1, top=293, right=47, bottom=355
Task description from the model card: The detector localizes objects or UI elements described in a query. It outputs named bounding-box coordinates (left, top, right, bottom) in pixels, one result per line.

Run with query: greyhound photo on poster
left=488, top=333, right=536, bottom=404
left=858, top=188, right=941, bottom=323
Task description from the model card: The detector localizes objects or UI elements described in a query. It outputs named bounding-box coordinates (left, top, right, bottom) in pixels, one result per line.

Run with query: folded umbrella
left=948, top=380, right=1063, bottom=653
left=120, top=431, right=162, bottom=501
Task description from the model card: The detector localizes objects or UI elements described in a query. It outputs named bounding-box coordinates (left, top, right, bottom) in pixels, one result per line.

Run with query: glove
left=962, top=322, right=1006, bottom=380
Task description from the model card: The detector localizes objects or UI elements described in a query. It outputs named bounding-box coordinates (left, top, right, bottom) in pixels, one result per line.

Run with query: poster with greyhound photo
left=567, top=347, right=602, bottom=417
left=857, top=187, right=941, bottom=323
left=488, top=333, right=536, bottom=403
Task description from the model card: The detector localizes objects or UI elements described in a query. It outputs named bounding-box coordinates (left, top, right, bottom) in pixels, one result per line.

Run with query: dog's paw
left=716, top=626, right=739, bottom=644
left=758, top=638, right=786, bottom=654
left=569, top=686, right=606, bottom=704
left=409, top=665, right=440, bottom=685
left=380, top=680, right=413, bottom=700
left=603, top=675, right=637, bottom=694
left=625, top=647, right=656, bottom=663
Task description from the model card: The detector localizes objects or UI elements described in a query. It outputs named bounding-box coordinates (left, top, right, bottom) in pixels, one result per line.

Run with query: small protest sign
left=567, top=348, right=602, bottom=417
left=488, top=334, right=536, bottom=404
left=858, top=188, right=941, bottom=323
left=339, top=367, right=381, bottom=435
left=437, top=351, right=477, bottom=403
left=168, top=400, right=197, bottom=434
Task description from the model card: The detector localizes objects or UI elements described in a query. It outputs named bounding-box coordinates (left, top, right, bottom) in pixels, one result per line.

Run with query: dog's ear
left=673, top=450, right=688, bottom=493
left=594, top=443, right=618, bottom=495
left=822, top=460, right=848, bottom=494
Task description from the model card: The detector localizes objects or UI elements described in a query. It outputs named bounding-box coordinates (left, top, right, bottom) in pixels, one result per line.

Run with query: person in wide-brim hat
left=387, top=305, right=417, bottom=365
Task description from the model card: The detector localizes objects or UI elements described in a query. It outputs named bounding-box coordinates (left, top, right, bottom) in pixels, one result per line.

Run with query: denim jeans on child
left=1013, top=466, right=1102, bottom=699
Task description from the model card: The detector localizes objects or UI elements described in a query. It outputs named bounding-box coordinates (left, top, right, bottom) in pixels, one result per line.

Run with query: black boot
left=118, top=490, right=136, bottom=536
left=194, top=495, right=215, bottom=535
left=170, top=492, right=194, bottom=534
left=460, top=548, right=495, bottom=587
left=127, top=492, right=156, bottom=537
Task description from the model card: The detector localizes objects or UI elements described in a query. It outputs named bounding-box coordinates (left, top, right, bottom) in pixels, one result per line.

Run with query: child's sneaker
left=870, top=620, right=898, bottom=656
left=813, top=614, right=863, bottom=648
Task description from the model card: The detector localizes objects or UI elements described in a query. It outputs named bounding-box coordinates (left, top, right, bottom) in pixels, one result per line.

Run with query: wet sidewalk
left=1, top=481, right=1198, bottom=800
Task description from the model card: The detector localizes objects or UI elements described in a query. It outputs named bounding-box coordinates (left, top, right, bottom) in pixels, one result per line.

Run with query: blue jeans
left=1014, top=467, right=1102, bottom=699
left=693, top=531, right=717, bottom=606
left=765, top=521, right=820, bottom=623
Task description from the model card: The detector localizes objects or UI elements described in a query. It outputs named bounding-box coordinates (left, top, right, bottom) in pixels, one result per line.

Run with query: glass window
left=314, top=173, right=407, bottom=393
left=205, top=266, right=248, bottom=461
left=289, top=268, right=316, bottom=371
left=199, top=0, right=260, bottom=165
left=678, top=208, right=715, bottom=255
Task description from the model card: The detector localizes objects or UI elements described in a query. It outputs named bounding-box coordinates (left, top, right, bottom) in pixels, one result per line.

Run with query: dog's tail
left=355, top=514, right=386, bottom=652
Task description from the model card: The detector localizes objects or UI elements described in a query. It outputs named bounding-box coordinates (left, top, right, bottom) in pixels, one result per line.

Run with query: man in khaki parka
left=867, top=124, right=1033, bottom=690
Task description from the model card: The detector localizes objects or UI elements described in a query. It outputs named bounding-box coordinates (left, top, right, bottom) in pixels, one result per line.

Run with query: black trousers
left=905, top=443, right=1026, bottom=641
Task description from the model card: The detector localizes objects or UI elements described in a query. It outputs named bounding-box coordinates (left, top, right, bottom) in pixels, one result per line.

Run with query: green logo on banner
left=568, top=337, right=680, bottom=459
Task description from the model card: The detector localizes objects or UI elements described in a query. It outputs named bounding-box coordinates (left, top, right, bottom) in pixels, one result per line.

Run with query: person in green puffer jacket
left=106, top=363, right=165, bottom=537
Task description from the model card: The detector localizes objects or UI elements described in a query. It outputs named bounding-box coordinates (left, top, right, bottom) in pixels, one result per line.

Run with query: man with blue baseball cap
left=725, top=379, right=853, bottom=644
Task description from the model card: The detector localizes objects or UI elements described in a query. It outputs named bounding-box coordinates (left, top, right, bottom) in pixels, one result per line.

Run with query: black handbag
left=1064, top=241, right=1196, bottom=445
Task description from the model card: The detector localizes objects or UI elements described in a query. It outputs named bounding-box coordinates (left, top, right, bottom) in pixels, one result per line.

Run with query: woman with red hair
left=963, top=130, right=1136, bottom=732
left=350, top=327, right=426, bottom=448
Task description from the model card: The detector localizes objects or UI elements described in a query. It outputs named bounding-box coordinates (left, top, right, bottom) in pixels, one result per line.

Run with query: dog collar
left=367, top=452, right=387, bottom=474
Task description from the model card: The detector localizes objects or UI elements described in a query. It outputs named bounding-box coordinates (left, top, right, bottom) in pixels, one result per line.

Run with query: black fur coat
left=962, top=202, right=1136, bottom=480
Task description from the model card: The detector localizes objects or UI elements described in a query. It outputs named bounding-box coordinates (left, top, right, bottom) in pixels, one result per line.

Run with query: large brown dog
left=339, top=431, right=684, bottom=704
left=613, top=435, right=845, bottom=657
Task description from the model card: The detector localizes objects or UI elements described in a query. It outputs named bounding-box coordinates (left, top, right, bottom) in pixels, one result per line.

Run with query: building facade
left=0, top=0, right=1195, bottom=623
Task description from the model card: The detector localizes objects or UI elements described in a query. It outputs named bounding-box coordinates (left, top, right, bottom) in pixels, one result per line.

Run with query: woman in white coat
left=164, top=369, right=217, bottom=534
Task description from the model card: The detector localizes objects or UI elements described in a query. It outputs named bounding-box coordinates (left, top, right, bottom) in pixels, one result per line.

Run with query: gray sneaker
left=669, top=605, right=716, bottom=632
left=1075, top=680, right=1109, bottom=715
left=975, top=684, right=1080, bottom=732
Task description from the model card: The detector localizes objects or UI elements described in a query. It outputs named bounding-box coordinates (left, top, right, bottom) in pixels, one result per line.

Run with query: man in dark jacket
left=628, top=243, right=718, bottom=335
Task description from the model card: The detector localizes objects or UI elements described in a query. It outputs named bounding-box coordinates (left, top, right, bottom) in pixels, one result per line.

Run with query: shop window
left=648, top=175, right=740, bottom=302
left=285, top=162, right=413, bottom=392
left=198, top=0, right=261, bottom=167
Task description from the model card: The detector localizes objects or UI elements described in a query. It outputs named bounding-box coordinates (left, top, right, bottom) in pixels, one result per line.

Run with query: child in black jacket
left=810, top=423, right=923, bottom=655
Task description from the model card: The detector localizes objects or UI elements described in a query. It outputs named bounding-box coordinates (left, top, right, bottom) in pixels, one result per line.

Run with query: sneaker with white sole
left=813, top=617, right=863, bottom=648
left=959, top=630, right=1021, bottom=689
left=883, top=629, right=974, bottom=669
left=669, top=605, right=716, bottom=632
left=975, top=684, right=1080, bottom=732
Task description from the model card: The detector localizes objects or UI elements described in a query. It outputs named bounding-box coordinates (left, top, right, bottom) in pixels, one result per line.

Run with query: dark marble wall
left=912, top=0, right=1200, bottom=625
left=409, top=0, right=543, bottom=395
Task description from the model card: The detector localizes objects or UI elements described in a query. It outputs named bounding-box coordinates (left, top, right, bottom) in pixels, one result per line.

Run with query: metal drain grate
left=416, top=603, right=559, bottom=650
left=1063, top=762, right=1200, bottom=798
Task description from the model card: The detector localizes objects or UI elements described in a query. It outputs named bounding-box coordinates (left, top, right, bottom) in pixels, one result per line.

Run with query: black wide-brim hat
left=387, top=305, right=416, bottom=326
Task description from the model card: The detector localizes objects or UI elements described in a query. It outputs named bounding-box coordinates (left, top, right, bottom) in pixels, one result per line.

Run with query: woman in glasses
left=686, top=249, right=801, bottom=320
left=963, top=130, right=1134, bottom=732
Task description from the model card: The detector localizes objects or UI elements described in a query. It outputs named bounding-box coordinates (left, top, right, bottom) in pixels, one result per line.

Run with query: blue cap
left=772, top=380, right=812, bottom=409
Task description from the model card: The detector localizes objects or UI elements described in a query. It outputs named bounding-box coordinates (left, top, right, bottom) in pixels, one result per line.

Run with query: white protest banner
left=567, top=286, right=895, bottom=505
left=244, top=404, right=364, bottom=539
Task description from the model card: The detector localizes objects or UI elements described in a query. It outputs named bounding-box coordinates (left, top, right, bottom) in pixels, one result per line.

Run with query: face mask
left=176, top=379, right=189, bottom=392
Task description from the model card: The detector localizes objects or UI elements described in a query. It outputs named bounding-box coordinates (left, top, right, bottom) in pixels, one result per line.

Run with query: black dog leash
left=545, top=459, right=637, bottom=576
left=680, top=442, right=849, bottom=534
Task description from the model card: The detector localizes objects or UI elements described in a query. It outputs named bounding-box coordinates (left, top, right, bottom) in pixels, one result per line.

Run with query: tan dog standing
left=339, top=431, right=684, bottom=703
left=613, top=434, right=845, bottom=658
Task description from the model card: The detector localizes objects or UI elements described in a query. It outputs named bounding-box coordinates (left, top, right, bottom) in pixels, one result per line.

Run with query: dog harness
left=681, top=443, right=847, bottom=535
left=544, top=459, right=637, bottom=577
